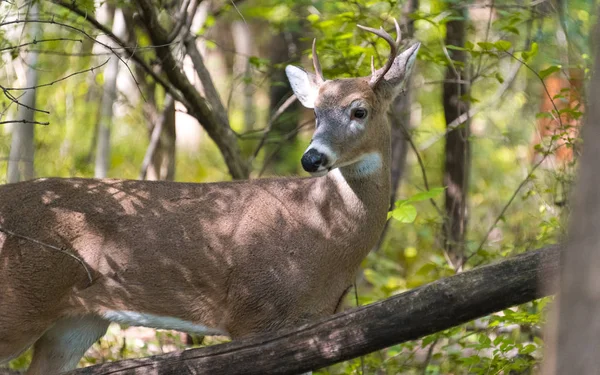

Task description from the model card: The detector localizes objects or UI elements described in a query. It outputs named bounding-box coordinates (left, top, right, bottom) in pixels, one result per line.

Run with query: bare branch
left=251, top=94, right=297, bottom=162
left=166, top=0, right=192, bottom=42
left=1, top=18, right=149, bottom=101
left=184, top=35, right=228, bottom=126
left=48, top=1, right=188, bottom=106
left=3, top=58, right=109, bottom=91
left=0, top=87, right=49, bottom=114
left=135, top=0, right=249, bottom=179
left=0, top=37, right=82, bottom=52
left=139, top=96, right=175, bottom=180
left=0, top=119, right=49, bottom=125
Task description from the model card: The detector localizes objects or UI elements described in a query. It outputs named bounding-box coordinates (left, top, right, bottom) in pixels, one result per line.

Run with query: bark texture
left=135, top=0, right=249, bottom=179
left=544, top=15, right=600, bottom=375
left=94, top=6, right=126, bottom=178
left=7, top=3, right=40, bottom=183
left=442, top=7, right=470, bottom=270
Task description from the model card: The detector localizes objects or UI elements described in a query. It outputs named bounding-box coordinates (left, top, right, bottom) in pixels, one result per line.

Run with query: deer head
left=285, top=21, right=419, bottom=177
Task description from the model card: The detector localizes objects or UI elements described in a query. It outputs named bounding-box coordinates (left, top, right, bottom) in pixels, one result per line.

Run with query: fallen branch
left=59, top=244, right=560, bottom=375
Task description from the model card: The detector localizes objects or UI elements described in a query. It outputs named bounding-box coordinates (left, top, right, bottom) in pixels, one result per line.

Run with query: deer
left=0, top=21, right=419, bottom=375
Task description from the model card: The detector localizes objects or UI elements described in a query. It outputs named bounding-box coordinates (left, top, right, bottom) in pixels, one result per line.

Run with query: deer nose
left=301, top=148, right=329, bottom=172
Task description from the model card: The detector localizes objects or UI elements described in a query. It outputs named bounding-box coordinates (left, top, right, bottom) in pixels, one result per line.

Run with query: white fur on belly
left=103, top=311, right=227, bottom=336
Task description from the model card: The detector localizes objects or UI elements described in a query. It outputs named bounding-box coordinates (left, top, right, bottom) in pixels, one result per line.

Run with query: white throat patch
left=349, top=152, right=382, bottom=177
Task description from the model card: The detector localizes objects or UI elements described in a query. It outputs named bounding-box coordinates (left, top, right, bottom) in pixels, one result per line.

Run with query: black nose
left=301, top=148, right=328, bottom=172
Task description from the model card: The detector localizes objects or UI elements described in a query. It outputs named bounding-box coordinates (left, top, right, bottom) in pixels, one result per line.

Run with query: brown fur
left=0, top=40, right=418, bottom=374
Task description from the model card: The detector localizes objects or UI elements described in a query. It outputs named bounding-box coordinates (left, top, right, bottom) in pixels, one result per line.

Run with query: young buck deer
left=0, top=22, right=419, bottom=374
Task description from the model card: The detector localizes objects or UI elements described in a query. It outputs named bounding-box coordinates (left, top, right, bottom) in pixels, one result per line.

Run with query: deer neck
left=336, top=123, right=392, bottom=210
left=320, top=129, right=391, bottom=262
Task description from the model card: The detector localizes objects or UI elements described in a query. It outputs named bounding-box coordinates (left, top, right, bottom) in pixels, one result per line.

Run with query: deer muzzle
left=301, top=148, right=329, bottom=173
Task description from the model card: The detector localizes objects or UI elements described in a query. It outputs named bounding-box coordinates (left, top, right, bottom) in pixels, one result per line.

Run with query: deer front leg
left=26, top=315, right=109, bottom=375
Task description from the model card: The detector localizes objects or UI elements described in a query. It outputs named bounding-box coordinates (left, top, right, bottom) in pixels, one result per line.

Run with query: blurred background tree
left=0, top=0, right=593, bottom=373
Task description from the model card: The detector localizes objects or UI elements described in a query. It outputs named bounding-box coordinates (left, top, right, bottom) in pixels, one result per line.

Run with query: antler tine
left=357, top=19, right=401, bottom=89
left=370, top=56, right=376, bottom=76
left=393, top=18, right=402, bottom=45
left=312, top=38, right=325, bottom=84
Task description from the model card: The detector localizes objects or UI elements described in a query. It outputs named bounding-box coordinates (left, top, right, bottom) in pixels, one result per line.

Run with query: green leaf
left=494, top=40, right=512, bottom=51
left=391, top=204, right=417, bottom=223
left=307, top=14, right=320, bottom=23
left=500, top=25, right=520, bottom=35
left=78, top=0, right=95, bottom=14
left=539, top=65, right=561, bottom=79
left=520, top=344, right=537, bottom=355
left=406, top=187, right=445, bottom=203
left=477, top=42, right=494, bottom=50
left=495, top=72, right=504, bottom=84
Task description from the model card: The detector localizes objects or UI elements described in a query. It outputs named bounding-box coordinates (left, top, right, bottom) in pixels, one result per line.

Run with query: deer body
left=0, top=24, right=418, bottom=374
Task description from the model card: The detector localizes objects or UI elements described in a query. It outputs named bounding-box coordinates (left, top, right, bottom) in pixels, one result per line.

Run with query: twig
left=421, top=338, right=439, bottom=375
left=0, top=37, right=82, bottom=52
left=139, top=96, right=174, bottom=180
left=0, top=87, right=49, bottom=114
left=0, top=119, right=49, bottom=125
left=49, top=1, right=188, bottom=106
left=400, top=122, right=443, bottom=216
left=250, top=94, right=297, bottom=162
left=258, top=119, right=313, bottom=176
left=419, top=58, right=522, bottom=151
left=3, top=58, right=109, bottom=91
left=420, top=17, right=535, bottom=152
left=2, top=18, right=148, bottom=101
left=466, top=38, right=566, bottom=264
left=166, top=0, right=191, bottom=42
left=0, top=225, right=93, bottom=285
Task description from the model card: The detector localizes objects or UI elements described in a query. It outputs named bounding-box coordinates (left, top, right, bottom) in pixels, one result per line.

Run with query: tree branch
left=49, top=0, right=188, bottom=107
left=135, top=0, right=249, bottom=179
left=63, top=245, right=560, bottom=375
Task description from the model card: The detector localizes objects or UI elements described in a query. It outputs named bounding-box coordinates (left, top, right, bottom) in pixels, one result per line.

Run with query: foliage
left=0, top=0, right=595, bottom=373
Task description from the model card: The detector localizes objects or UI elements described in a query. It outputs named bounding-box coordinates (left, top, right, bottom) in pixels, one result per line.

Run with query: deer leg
left=26, top=315, right=109, bottom=375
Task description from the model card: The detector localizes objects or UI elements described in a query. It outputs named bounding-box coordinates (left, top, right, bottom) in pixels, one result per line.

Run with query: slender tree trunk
left=543, top=15, right=600, bottom=375
left=7, top=3, right=40, bottom=183
left=265, top=29, right=301, bottom=173
left=95, top=7, right=126, bottom=178
left=389, top=0, right=418, bottom=198
left=442, top=7, right=470, bottom=270
left=375, top=0, right=418, bottom=251
left=146, top=96, right=176, bottom=181
left=231, top=21, right=255, bottom=132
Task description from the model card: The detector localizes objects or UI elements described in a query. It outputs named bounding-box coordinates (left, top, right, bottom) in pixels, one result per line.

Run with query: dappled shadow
left=0, top=172, right=388, bottom=357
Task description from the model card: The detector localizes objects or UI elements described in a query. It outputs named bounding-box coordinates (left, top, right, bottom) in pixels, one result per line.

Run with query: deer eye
left=352, top=108, right=368, bottom=120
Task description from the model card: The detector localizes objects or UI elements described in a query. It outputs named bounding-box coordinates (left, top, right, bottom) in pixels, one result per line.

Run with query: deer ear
left=286, top=65, right=320, bottom=109
left=378, top=43, right=420, bottom=97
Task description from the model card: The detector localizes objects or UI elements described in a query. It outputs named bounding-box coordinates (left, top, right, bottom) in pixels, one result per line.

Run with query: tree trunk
left=264, top=29, right=301, bottom=174
left=64, top=245, right=560, bottom=375
left=442, top=7, right=470, bottom=270
left=145, top=96, right=176, bottom=181
left=376, top=0, right=418, bottom=250
left=135, top=0, right=249, bottom=179
left=543, top=16, right=600, bottom=375
left=94, top=7, right=126, bottom=178
left=231, top=21, right=255, bottom=132
left=7, top=3, right=40, bottom=183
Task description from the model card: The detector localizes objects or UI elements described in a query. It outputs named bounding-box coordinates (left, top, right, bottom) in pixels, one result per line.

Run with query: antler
left=312, top=39, right=325, bottom=83
left=357, top=19, right=402, bottom=89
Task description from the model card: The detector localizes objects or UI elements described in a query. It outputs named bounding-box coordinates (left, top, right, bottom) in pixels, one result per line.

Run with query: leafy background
left=0, top=0, right=593, bottom=373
